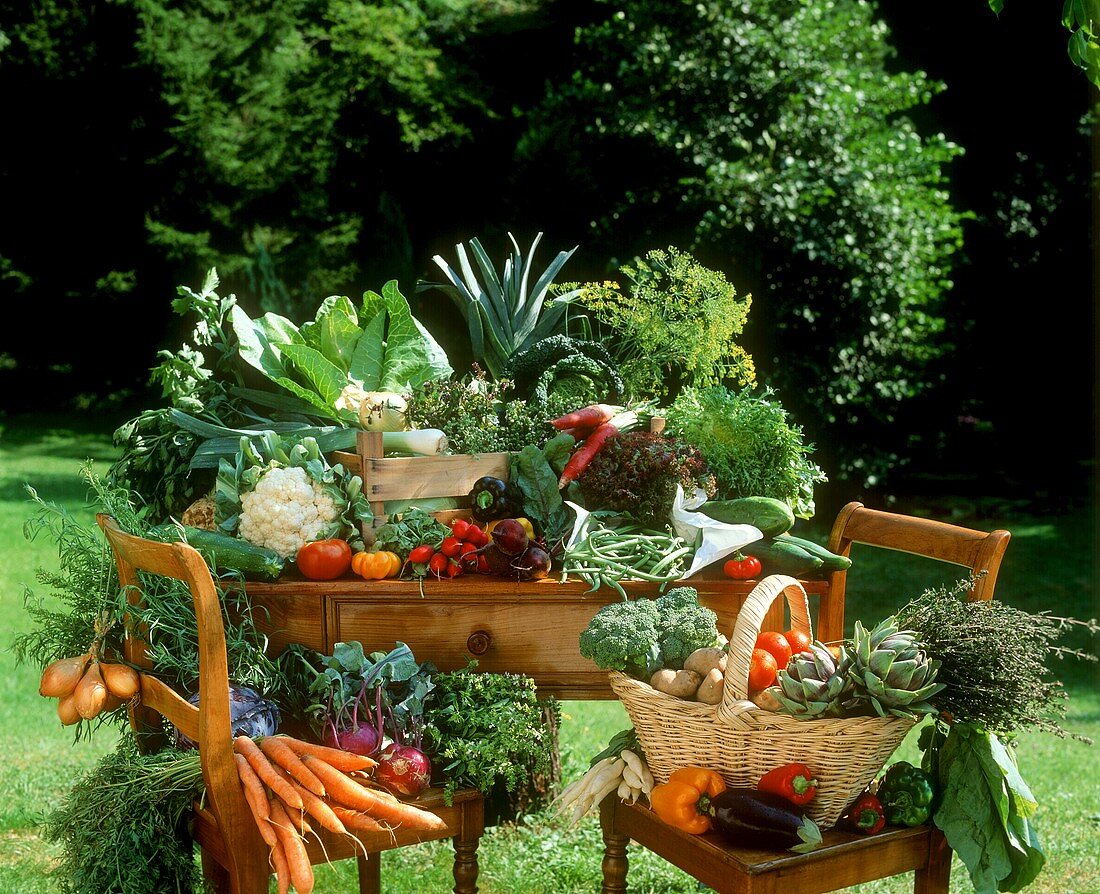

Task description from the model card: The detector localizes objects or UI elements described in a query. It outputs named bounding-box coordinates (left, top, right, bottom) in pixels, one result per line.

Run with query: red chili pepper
left=723, top=553, right=762, bottom=580
left=846, top=792, right=886, bottom=835
left=757, top=762, right=818, bottom=806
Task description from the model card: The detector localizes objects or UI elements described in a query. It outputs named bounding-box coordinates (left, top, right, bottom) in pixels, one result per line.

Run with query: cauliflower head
left=237, top=466, right=341, bottom=558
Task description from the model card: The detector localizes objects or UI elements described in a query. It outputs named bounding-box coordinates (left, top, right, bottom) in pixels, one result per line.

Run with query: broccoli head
left=578, top=598, right=661, bottom=677
left=654, top=587, right=721, bottom=669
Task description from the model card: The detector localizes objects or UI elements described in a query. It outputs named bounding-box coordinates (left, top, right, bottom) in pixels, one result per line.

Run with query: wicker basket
left=609, top=574, right=912, bottom=828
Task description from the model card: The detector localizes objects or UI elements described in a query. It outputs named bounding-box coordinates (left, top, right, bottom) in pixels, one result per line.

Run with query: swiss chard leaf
left=932, top=723, right=1045, bottom=894
left=510, top=432, right=576, bottom=547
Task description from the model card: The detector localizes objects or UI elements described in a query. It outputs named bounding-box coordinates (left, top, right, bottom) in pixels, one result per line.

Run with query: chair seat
left=601, top=796, right=950, bottom=894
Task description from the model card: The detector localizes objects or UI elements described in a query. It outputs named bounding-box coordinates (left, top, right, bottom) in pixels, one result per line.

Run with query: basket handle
left=721, top=574, right=813, bottom=706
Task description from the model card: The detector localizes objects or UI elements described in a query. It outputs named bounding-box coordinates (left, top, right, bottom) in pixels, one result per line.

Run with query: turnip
left=324, top=721, right=380, bottom=756
left=375, top=742, right=432, bottom=796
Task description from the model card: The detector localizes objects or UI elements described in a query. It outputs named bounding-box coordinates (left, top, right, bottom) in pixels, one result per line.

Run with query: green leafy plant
left=423, top=663, right=559, bottom=805
left=575, top=247, right=755, bottom=401
left=43, top=739, right=204, bottom=894
left=664, top=385, right=826, bottom=518
left=232, top=280, right=451, bottom=424
left=421, top=232, right=586, bottom=379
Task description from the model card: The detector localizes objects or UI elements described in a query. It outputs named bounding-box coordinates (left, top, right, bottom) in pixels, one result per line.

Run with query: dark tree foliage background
left=0, top=0, right=1092, bottom=509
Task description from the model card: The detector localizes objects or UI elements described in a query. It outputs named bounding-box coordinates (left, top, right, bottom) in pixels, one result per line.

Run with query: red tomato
left=784, top=628, right=813, bottom=655
left=723, top=553, right=762, bottom=579
left=296, top=539, right=353, bottom=580
left=755, top=631, right=793, bottom=670
left=747, top=648, right=778, bottom=692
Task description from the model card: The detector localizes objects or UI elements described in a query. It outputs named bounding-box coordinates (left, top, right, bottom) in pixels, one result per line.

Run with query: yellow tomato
left=351, top=550, right=399, bottom=580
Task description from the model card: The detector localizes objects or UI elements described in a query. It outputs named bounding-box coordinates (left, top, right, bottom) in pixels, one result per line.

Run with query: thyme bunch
left=895, top=579, right=1099, bottom=740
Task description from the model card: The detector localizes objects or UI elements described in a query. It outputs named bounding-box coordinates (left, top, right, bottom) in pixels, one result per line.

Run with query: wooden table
left=599, top=797, right=951, bottom=894
left=245, top=572, right=830, bottom=700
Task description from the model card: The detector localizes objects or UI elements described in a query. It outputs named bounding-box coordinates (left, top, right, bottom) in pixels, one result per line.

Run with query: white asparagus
left=568, top=759, right=627, bottom=826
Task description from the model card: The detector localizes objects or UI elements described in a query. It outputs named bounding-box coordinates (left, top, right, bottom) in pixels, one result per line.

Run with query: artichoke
left=770, top=641, right=855, bottom=719
left=847, top=618, right=944, bottom=719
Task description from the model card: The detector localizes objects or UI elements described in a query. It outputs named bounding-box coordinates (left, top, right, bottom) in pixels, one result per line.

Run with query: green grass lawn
left=1, top=412, right=1096, bottom=893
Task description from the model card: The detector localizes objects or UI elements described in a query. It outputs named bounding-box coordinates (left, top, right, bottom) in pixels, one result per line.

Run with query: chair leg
left=453, top=836, right=480, bottom=894
left=600, top=820, right=630, bottom=894
left=200, top=849, right=231, bottom=894
left=357, top=851, right=381, bottom=894
left=914, top=829, right=952, bottom=894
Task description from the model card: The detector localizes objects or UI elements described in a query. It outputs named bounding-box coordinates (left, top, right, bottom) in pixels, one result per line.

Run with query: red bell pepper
left=846, top=792, right=886, bottom=835
left=757, top=762, right=818, bottom=806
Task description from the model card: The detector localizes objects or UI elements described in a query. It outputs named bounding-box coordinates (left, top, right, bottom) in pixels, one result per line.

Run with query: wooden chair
left=97, top=513, right=484, bottom=894
left=599, top=502, right=1011, bottom=894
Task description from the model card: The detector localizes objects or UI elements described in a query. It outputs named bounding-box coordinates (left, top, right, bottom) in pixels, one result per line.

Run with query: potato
left=695, top=667, right=725, bottom=704
left=750, top=687, right=783, bottom=712
left=684, top=647, right=728, bottom=678
left=650, top=668, right=703, bottom=699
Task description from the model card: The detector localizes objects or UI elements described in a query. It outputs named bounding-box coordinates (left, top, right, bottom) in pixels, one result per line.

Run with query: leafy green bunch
left=404, top=367, right=558, bottom=454
left=423, top=664, right=559, bottom=804
left=575, top=247, right=755, bottom=401
left=665, top=385, right=826, bottom=518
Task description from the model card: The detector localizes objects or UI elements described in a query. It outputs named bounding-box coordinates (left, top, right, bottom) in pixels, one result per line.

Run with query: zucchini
left=699, top=496, right=795, bottom=537
left=742, top=537, right=824, bottom=577
left=775, top=532, right=853, bottom=572
left=151, top=525, right=286, bottom=582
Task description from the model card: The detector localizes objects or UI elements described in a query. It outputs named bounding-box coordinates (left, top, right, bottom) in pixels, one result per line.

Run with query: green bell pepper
left=877, top=761, right=936, bottom=827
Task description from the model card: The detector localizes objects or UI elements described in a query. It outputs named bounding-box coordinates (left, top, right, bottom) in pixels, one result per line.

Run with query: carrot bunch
left=232, top=734, right=447, bottom=894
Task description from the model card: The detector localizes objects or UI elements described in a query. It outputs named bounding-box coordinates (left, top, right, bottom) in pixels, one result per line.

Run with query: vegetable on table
left=743, top=537, right=824, bottom=577
left=844, top=792, right=886, bottom=835
left=350, top=549, right=400, bottom=580
left=357, top=391, right=409, bottom=432
left=757, top=762, right=818, bottom=806
left=558, top=421, right=619, bottom=488
left=564, top=519, right=694, bottom=600
left=707, top=788, right=823, bottom=853
left=550, top=403, right=620, bottom=435
left=297, top=538, right=354, bottom=580
left=700, top=496, right=796, bottom=537
left=876, top=761, right=935, bottom=827
left=723, top=553, right=762, bottom=580
left=468, top=476, right=516, bottom=522
left=649, top=766, right=728, bottom=834
left=152, top=523, right=288, bottom=582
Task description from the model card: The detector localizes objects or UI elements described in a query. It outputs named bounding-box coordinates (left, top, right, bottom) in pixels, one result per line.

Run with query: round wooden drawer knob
left=466, top=630, right=492, bottom=655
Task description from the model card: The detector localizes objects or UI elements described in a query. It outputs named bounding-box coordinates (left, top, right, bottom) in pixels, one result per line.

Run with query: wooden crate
left=331, top=431, right=511, bottom=542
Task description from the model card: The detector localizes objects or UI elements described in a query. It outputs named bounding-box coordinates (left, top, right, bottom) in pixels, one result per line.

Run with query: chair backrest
left=815, top=501, right=1011, bottom=644
left=96, top=514, right=263, bottom=870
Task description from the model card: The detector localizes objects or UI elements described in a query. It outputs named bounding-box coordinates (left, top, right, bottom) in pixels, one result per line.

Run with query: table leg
left=600, top=799, right=629, bottom=894
left=914, top=828, right=952, bottom=894
left=358, top=851, right=381, bottom=894
left=453, top=836, right=480, bottom=894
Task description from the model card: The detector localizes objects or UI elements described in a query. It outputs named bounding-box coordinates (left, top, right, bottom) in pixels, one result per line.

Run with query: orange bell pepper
left=351, top=550, right=401, bottom=580
left=648, top=766, right=728, bottom=834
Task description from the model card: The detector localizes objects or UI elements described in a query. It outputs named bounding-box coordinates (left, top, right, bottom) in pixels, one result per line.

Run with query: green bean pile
left=562, top=520, right=694, bottom=599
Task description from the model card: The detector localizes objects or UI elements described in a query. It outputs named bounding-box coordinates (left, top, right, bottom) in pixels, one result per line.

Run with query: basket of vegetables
left=607, top=575, right=915, bottom=829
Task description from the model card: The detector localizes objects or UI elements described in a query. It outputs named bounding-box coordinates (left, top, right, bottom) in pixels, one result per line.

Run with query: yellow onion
left=73, top=662, right=109, bottom=720
left=56, top=692, right=82, bottom=726
left=39, top=653, right=90, bottom=698
left=100, top=662, right=140, bottom=700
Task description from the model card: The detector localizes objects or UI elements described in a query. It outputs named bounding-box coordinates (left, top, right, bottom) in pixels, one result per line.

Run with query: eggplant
left=708, top=788, right=823, bottom=853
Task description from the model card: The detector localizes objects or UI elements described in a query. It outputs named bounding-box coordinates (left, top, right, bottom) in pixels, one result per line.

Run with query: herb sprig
left=896, top=578, right=1099, bottom=740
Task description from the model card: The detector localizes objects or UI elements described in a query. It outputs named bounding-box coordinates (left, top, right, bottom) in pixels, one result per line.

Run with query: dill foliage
left=574, top=246, right=755, bottom=401
left=895, top=579, right=1099, bottom=740
left=43, top=739, right=203, bottom=894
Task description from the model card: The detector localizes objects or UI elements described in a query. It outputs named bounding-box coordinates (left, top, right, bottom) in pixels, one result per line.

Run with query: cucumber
left=151, top=525, right=286, bottom=582
left=775, top=532, right=853, bottom=572
left=743, top=537, right=824, bottom=577
left=699, top=496, right=796, bottom=537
